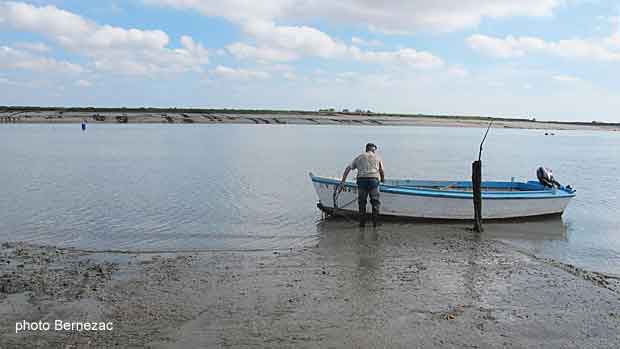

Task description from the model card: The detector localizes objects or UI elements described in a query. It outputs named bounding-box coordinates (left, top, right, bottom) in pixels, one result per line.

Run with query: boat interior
left=383, top=179, right=547, bottom=192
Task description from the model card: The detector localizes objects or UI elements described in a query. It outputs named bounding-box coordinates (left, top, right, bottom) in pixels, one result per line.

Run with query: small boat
left=309, top=172, right=576, bottom=220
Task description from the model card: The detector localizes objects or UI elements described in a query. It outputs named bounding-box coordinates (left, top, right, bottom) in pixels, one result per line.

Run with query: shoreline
left=2, top=224, right=619, bottom=347
left=1, top=110, right=618, bottom=131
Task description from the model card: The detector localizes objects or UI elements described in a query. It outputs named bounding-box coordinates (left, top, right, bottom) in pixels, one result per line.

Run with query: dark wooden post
left=473, top=121, right=492, bottom=233
left=472, top=160, right=483, bottom=232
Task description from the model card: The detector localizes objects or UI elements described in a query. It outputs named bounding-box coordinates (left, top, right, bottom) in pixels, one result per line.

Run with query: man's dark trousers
left=357, top=178, right=380, bottom=226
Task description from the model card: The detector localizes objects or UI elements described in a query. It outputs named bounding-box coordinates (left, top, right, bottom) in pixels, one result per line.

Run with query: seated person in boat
left=338, top=143, right=385, bottom=227
left=537, top=166, right=561, bottom=188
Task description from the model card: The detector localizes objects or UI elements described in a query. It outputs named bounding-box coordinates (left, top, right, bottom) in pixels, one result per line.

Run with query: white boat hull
left=311, top=175, right=575, bottom=220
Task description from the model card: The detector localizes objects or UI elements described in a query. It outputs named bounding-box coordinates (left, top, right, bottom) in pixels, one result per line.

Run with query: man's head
left=365, top=143, right=377, bottom=152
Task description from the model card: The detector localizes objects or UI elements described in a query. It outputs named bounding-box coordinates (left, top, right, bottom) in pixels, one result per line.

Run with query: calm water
left=0, top=124, right=618, bottom=274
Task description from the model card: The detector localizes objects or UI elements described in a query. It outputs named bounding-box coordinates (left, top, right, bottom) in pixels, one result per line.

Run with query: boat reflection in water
left=315, top=216, right=568, bottom=247
left=312, top=216, right=571, bottom=316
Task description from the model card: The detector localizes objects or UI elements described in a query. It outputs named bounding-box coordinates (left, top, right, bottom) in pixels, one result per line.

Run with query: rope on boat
left=331, top=185, right=359, bottom=222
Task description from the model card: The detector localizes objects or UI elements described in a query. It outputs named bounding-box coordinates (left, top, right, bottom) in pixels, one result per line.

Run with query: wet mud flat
left=1, top=224, right=620, bottom=348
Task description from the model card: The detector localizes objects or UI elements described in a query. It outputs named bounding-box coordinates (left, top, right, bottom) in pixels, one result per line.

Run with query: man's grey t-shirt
left=350, top=152, right=383, bottom=179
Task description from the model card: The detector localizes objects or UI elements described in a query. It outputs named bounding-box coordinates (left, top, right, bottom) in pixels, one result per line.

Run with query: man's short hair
left=365, top=143, right=377, bottom=152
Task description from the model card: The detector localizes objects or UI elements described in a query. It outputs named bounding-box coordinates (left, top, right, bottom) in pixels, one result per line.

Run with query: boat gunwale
left=309, top=174, right=576, bottom=200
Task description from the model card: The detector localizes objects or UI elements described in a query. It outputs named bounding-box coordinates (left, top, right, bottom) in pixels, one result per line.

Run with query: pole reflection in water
left=482, top=217, right=568, bottom=242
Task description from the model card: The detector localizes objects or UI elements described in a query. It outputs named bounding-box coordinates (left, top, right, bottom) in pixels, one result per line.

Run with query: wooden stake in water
left=473, top=121, right=493, bottom=233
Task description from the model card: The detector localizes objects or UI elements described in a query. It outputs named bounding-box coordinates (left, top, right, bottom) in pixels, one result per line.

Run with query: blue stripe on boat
left=310, top=175, right=576, bottom=200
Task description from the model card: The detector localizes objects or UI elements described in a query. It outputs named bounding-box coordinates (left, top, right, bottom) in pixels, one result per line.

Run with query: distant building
left=342, top=109, right=349, bottom=113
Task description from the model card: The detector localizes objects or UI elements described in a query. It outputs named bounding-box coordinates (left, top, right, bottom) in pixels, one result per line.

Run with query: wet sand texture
left=2, top=223, right=620, bottom=348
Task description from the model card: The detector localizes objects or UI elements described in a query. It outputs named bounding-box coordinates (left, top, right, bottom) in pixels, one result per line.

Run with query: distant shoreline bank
left=1, top=108, right=618, bottom=131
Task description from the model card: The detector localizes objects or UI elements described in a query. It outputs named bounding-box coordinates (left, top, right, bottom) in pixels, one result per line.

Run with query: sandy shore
left=2, top=222, right=619, bottom=348
left=1, top=109, right=618, bottom=131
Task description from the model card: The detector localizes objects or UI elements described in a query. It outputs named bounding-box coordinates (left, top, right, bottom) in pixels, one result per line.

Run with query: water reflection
left=483, top=217, right=568, bottom=242
left=315, top=216, right=570, bottom=292
left=315, top=218, right=509, bottom=318
left=315, top=219, right=444, bottom=249
left=316, top=216, right=568, bottom=244
left=315, top=217, right=571, bottom=313
left=313, top=219, right=387, bottom=322
left=315, top=218, right=384, bottom=267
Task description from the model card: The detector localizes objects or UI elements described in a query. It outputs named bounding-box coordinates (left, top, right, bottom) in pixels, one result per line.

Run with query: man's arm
left=379, top=161, right=385, bottom=183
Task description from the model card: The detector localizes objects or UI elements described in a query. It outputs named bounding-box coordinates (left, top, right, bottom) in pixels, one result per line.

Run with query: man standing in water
left=338, top=143, right=385, bottom=227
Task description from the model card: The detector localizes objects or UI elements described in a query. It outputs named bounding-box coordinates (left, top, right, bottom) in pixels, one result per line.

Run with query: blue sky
left=1, top=0, right=619, bottom=122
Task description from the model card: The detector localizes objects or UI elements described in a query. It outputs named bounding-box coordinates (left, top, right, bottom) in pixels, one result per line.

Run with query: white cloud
left=210, top=65, right=270, bottom=80
left=0, top=77, right=14, bottom=85
left=467, top=34, right=537, bottom=58
left=14, top=41, right=50, bottom=52
left=263, top=64, right=294, bottom=72
left=349, top=46, right=444, bottom=68
left=0, top=76, right=40, bottom=88
left=605, top=32, right=620, bottom=47
left=241, top=20, right=349, bottom=59
left=0, top=1, right=209, bottom=75
left=282, top=71, right=297, bottom=80
left=145, top=0, right=563, bottom=33
left=0, top=1, right=92, bottom=37
left=0, top=46, right=84, bottom=73
left=467, top=34, right=620, bottom=61
left=302, top=0, right=563, bottom=33
left=552, top=74, right=580, bottom=82
left=233, top=19, right=443, bottom=68
left=448, top=66, right=469, bottom=78
left=76, top=79, right=93, bottom=87
left=87, top=34, right=209, bottom=75
left=226, top=42, right=298, bottom=62
left=351, top=36, right=382, bottom=47
left=144, top=2, right=446, bottom=68
left=143, top=0, right=288, bottom=22
left=598, top=15, right=620, bottom=26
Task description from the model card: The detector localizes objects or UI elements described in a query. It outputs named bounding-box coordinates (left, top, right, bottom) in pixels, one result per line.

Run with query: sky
left=0, top=1, right=619, bottom=122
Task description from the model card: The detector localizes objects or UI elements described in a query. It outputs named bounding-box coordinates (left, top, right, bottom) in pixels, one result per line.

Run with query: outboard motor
left=536, top=166, right=560, bottom=188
